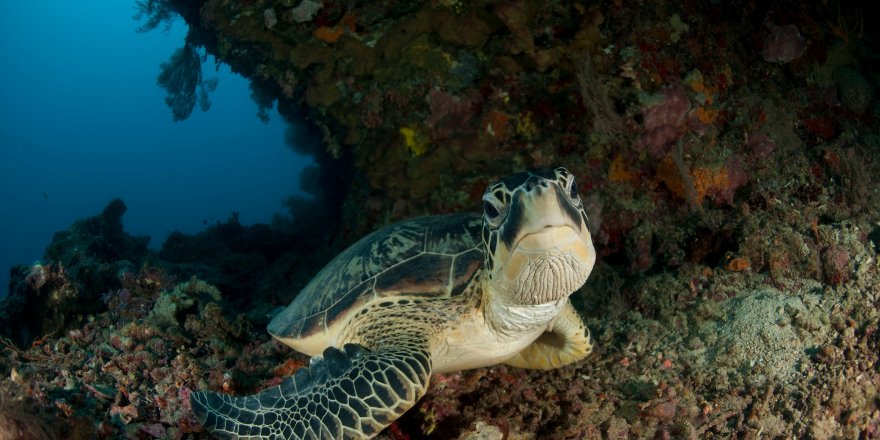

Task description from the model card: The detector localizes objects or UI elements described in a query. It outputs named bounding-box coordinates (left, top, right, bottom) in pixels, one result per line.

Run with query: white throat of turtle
left=485, top=292, right=568, bottom=338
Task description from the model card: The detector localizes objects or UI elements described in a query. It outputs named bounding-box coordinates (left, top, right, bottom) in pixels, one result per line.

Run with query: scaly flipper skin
left=503, top=301, right=592, bottom=370
left=190, top=343, right=431, bottom=440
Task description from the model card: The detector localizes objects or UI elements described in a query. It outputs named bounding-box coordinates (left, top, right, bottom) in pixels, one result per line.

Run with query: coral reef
left=4, top=0, right=880, bottom=437
left=1, top=269, right=290, bottom=438
left=1, top=199, right=148, bottom=348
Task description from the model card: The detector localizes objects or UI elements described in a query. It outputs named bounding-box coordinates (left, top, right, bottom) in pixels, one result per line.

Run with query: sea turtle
left=191, top=167, right=597, bottom=439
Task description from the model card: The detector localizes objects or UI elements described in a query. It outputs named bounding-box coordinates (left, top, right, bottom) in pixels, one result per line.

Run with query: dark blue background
left=0, top=2, right=310, bottom=294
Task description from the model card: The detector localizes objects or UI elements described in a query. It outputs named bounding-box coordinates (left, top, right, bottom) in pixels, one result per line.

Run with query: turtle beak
left=515, top=225, right=581, bottom=252
left=506, top=178, right=587, bottom=249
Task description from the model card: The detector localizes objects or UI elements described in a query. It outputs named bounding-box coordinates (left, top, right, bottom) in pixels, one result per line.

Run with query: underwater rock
left=834, top=66, right=874, bottom=115
left=0, top=199, right=148, bottom=347
left=44, top=198, right=149, bottom=268
left=494, top=0, right=535, bottom=55
left=460, top=421, right=505, bottom=440
left=0, top=273, right=285, bottom=438
left=0, top=380, right=58, bottom=439
left=291, top=0, right=322, bottom=23
left=263, top=8, right=277, bottom=29
left=434, top=8, right=496, bottom=48
left=148, top=278, right=218, bottom=327
left=693, top=288, right=827, bottom=387
left=761, top=22, right=808, bottom=64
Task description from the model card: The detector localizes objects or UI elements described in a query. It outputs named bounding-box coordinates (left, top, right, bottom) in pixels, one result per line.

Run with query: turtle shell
left=268, top=213, right=485, bottom=340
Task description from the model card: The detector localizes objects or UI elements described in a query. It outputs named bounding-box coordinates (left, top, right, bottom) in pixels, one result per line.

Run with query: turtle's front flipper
left=504, top=301, right=592, bottom=370
left=191, top=343, right=431, bottom=440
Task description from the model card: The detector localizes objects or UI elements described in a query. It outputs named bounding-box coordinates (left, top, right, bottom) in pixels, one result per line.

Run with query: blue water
left=0, top=3, right=312, bottom=295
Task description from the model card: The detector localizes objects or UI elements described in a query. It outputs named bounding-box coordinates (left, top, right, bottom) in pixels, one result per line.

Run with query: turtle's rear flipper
left=190, top=343, right=431, bottom=440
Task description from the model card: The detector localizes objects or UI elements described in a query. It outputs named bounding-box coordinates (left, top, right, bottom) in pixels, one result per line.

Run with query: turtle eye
left=484, top=201, right=499, bottom=218
left=482, top=195, right=506, bottom=226
left=566, top=176, right=580, bottom=202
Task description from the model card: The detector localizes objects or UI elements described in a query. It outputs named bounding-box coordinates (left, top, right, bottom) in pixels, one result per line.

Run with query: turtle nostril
left=525, top=178, right=548, bottom=192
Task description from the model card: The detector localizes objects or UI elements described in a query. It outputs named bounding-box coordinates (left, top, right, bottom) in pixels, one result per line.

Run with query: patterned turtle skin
left=191, top=167, right=597, bottom=439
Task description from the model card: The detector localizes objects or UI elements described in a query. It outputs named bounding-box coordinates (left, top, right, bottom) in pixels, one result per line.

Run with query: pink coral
left=424, top=88, right=483, bottom=141
left=426, top=88, right=479, bottom=128
left=712, top=157, right=750, bottom=205
left=636, top=85, right=692, bottom=158
left=822, top=244, right=851, bottom=285
left=140, top=423, right=166, bottom=438
left=745, top=132, right=775, bottom=159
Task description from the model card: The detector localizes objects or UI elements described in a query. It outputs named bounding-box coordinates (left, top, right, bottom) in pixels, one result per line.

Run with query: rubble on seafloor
left=2, top=0, right=880, bottom=438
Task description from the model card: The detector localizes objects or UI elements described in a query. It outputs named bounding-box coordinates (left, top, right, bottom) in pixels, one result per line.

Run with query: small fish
left=42, top=192, right=49, bottom=200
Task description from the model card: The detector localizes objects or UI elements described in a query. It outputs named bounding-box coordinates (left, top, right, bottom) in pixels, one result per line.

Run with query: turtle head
left=481, top=167, right=595, bottom=305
